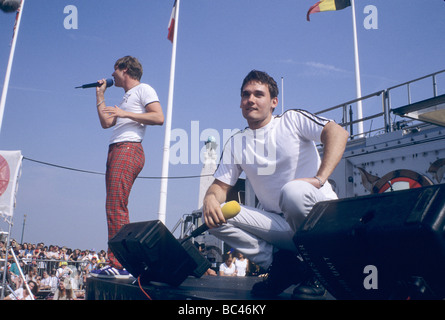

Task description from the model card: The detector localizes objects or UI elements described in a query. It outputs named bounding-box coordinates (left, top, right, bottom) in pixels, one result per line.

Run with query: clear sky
left=0, top=0, right=444, bottom=251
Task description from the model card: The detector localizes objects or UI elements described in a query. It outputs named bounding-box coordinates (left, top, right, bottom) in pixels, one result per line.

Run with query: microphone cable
left=137, top=275, right=153, bottom=300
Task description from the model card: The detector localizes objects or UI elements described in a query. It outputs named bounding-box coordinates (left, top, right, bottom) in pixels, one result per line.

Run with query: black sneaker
left=251, top=250, right=310, bottom=298
left=292, top=276, right=327, bottom=300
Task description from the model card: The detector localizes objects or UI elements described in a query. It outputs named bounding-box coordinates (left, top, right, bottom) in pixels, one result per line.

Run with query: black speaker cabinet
left=109, top=220, right=209, bottom=287
left=294, top=184, right=445, bottom=300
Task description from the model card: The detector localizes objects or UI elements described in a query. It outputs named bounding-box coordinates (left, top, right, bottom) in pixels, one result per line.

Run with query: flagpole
left=281, top=77, right=284, bottom=114
left=351, top=0, right=364, bottom=136
left=0, top=0, right=25, bottom=134
left=158, top=0, right=180, bottom=224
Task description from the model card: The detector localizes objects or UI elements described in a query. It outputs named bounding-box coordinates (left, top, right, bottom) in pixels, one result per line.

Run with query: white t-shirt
left=109, top=83, right=159, bottom=144
left=40, top=276, right=52, bottom=288
left=234, top=258, right=248, bottom=276
left=215, top=109, right=337, bottom=213
left=7, top=288, right=33, bottom=300
left=219, top=262, right=236, bottom=276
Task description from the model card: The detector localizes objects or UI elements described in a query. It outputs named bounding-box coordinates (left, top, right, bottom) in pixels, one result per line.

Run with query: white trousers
left=209, top=180, right=337, bottom=269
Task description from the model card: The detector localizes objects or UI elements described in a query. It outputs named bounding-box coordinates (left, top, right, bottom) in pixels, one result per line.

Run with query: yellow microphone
left=221, top=200, right=241, bottom=220
left=181, top=201, right=241, bottom=242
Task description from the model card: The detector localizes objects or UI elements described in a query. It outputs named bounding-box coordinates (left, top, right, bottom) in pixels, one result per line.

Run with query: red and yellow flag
left=307, top=0, right=351, bottom=21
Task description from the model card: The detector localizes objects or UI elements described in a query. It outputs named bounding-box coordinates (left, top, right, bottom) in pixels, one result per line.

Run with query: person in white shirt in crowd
left=39, top=270, right=53, bottom=291
left=56, top=261, right=73, bottom=279
left=3, top=280, right=38, bottom=300
left=219, top=253, right=236, bottom=277
left=233, top=251, right=249, bottom=277
left=46, top=245, right=60, bottom=260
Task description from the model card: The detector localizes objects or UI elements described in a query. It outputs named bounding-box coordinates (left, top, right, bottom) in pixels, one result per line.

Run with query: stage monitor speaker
left=294, top=184, right=445, bottom=300
left=109, top=220, right=210, bottom=287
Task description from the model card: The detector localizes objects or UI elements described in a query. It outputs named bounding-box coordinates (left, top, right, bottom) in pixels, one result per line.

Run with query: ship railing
left=312, top=69, right=445, bottom=140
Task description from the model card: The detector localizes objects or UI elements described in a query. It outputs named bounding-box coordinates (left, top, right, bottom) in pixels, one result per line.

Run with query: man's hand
left=202, top=180, right=231, bottom=229
left=103, top=105, right=125, bottom=120
left=96, top=78, right=108, bottom=95
left=203, top=195, right=226, bottom=229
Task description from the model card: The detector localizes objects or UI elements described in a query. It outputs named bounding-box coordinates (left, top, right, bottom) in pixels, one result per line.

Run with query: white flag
left=0, top=150, right=22, bottom=218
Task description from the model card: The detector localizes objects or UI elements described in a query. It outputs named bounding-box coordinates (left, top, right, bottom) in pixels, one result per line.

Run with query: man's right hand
left=202, top=179, right=232, bottom=228
left=203, top=195, right=226, bottom=229
left=96, top=78, right=108, bottom=95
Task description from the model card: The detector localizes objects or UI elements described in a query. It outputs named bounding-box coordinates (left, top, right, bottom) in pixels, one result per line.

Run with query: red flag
left=167, top=0, right=177, bottom=42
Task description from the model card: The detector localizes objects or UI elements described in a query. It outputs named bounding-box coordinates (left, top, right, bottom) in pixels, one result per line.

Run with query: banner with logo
left=0, top=150, right=22, bottom=218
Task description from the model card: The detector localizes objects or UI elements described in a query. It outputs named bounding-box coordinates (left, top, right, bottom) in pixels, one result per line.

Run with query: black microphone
left=75, top=78, right=114, bottom=89
left=180, top=201, right=241, bottom=244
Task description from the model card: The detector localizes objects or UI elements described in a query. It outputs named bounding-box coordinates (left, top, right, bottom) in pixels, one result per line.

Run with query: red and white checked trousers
left=105, top=142, right=145, bottom=268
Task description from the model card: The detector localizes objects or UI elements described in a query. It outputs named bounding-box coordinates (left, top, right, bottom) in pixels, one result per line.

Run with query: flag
left=11, top=5, right=21, bottom=42
left=0, top=150, right=22, bottom=218
left=167, top=0, right=177, bottom=42
left=307, top=0, right=351, bottom=21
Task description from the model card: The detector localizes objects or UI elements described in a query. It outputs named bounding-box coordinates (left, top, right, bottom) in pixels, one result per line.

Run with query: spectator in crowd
left=8, top=259, right=21, bottom=289
left=19, top=243, right=33, bottom=264
left=69, top=248, right=81, bottom=262
left=233, top=251, right=249, bottom=277
left=0, top=240, right=5, bottom=254
left=97, top=250, right=107, bottom=266
left=219, top=253, right=236, bottom=277
left=87, top=257, right=99, bottom=273
left=39, top=270, right=53, bottom=291
left=49, top=271, right=59, bottom=293
left=53, top=279, right=76, bottom=300
left=59, top=247, right=70, bottom=261
left=56, top=261, right=73, bottom=279
left=46, top=245, right=60, bottom=260
left=4, top=280, right=38, bottom=300
left=25, top=266, right=39, bottom=283
left=1, top=238, right=111, bottom=299
left=88, top=249, right=98, bottom=261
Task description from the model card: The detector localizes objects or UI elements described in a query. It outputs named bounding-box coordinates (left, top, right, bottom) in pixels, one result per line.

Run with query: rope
left=23, top=157, right=213, bottom=180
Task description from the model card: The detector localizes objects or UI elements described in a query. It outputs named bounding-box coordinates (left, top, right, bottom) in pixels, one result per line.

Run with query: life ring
left=372, top=169, right=433, bottom=193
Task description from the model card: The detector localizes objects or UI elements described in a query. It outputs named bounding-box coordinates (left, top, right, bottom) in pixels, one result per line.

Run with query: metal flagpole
left=158, top=0, right=180, bottom=224
left=351, top=0, right=364, bottom=136
left=0, top=0, right=25, bottom=134
left=281, top=77, right=284, bottom=114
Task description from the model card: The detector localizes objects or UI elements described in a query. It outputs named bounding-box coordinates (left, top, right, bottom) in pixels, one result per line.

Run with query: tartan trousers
left=105, top=142, right=145, bottom=268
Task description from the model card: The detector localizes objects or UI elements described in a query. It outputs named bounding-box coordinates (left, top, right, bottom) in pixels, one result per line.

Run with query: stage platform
left=85, top=275, right=329, bottom=300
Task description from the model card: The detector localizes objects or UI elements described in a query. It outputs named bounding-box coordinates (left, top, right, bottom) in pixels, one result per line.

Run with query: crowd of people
left=1, top=238, right=265, bottom=300
left=1, top=239, right=108, bottom=300
left=196, top=242, right=265, bottom=278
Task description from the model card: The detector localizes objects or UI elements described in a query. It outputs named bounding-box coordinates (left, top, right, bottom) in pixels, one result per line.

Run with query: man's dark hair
left=114, top=56, right=143, bottom=81
left=241, top=70, right=279, bottom=99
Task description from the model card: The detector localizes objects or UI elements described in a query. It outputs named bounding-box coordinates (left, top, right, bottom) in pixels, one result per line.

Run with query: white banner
left=0, top=150, right=22, bottom=218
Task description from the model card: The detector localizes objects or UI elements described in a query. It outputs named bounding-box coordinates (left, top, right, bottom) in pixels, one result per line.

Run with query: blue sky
left=0, top=0, right=444, bottom=251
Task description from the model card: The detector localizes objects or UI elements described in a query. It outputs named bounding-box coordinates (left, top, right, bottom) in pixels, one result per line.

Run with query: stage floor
left=85, top=275, right=324, bottom=300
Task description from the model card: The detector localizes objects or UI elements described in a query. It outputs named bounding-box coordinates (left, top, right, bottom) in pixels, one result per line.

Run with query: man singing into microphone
left=92, top=56, right=164, bottom=278
left=202, top=70, right=348, bottom=299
